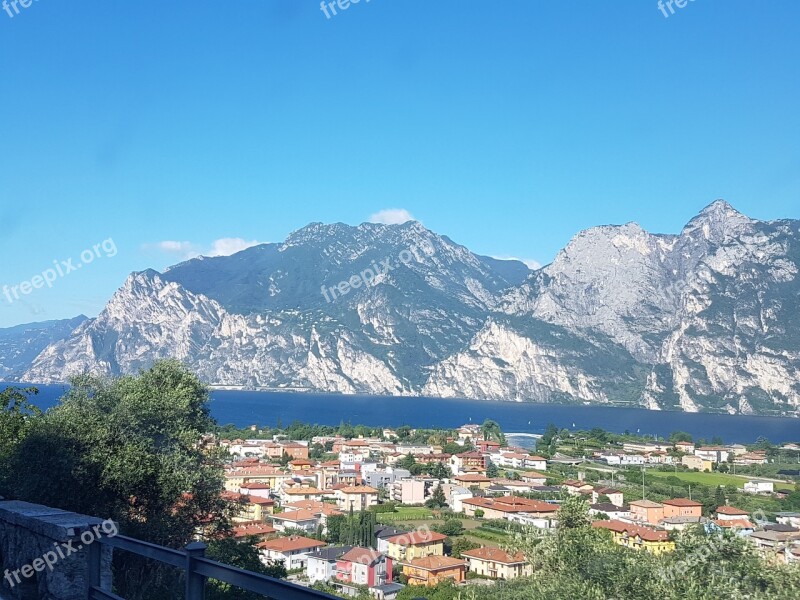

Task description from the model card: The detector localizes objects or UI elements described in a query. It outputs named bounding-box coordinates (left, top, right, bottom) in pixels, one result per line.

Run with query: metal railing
left=86, top=534, right=339, bottom=600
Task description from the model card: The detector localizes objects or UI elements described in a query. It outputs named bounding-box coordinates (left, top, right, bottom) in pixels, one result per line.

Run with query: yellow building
left=681, top=455, right=713, bottom=472
left=385, top=530, right=447, bottom=562
left=592, top=520, right=675, bottom=555
left=402, top=556, right=466, bottom=587
left=461, top=547, right=532, bottom=580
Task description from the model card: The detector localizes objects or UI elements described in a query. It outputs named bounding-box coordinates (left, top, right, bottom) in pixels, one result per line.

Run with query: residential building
left=270, top=509, right=321, bottom=534
left=744, top=480, right=774, bottom=494
left=258, top=536, right=327, bottom=570
left=520, top=472, right=548, bottom=485
left=737, top=452, right=768, bottom=466
left=562, top=480, right=594, bottom=496
left=674, top=441, right=695, bottom=454
left=629, top=500, right=664, bottom=525
left=450, top=452, right=487, bottom=475
left=592, top=487, right=624, bottom=507
left=384, top=530, right=447, bottom=562
left=592, top=520, right=674, bottom=554
left=662, top=498, right=703, bottom=519
left=334, top=547, right=392, bottom=591
left=681, top=455, right=713, bottom=472
left=307, top=546, right=354, bottom=583
left=390, top=479, right=426, bottom=505
left=453, top=474, right=492, bottom=490
left=335, top=486, right=379, bottom=511
left=402, top=556, right=466, bottom=587
left=589, top=503, right=630, bottom=521
left=232, top=521, right=277, bottom=541
left=694, top=446, right=730, bottom=463
left=461, top=547, right=531, bottom=580
left=715, top=506, right=751, bottom=521
left=461, top=496, right=558, bottom=523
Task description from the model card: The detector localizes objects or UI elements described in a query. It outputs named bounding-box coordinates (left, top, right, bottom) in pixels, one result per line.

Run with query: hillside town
left=216, top=422, right=800, bottom=598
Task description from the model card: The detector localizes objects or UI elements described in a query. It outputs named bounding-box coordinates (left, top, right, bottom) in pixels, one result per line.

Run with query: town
left=214, top=421, right=800, bottom=598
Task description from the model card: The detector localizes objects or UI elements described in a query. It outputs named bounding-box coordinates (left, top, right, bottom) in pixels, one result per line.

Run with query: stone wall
left=0, top=500, right=113, bottom=600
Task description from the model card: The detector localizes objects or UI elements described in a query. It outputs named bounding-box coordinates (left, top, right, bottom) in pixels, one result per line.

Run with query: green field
left=648, top=470, right=793, bottom=491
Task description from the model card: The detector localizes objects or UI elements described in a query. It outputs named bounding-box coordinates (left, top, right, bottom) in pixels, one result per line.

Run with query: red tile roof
left=716, top=506, right=749, bottom=515
left=385, top=530, right=447, bottom=546
left=257, top=536, right=326, bottom=553
left=592, top=520, right=670, bottom=542
left=461, top=547, right=527, bottom=564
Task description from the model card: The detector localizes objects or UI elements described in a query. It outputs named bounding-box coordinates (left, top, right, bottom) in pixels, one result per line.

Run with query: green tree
left=434, top=519, right=465, bottom=537
left=425, top=484, right=448, bottom=509
left=5, top=361, right=228, bottom=600
left=0, top=386, right=42, bottom=494
left=451, top=537, right=480, bottom=558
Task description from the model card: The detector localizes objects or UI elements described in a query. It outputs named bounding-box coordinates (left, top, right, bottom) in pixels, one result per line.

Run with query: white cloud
left=208, top=238, right=263, bottom=257
left=369, top=208, right=416, bottom=225
left=491, top=256, right=542, bottom=270
left=144, top=238, right=265, bottom=260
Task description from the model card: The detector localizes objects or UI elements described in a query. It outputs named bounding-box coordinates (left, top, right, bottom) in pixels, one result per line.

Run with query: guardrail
left=87, top=535, right=339, bottom=600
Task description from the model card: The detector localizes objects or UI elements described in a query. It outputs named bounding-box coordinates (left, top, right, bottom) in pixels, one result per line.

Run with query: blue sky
left=0, top=0, right=798, bottom=328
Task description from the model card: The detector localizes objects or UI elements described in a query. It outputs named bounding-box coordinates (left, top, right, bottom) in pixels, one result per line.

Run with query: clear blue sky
left=1, top=0, right=798, bottom=328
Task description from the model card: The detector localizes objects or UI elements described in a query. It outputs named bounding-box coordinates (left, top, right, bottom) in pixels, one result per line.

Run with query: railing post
left=185, top=542, right=208, bottom=600
left=86, top=536, right=102, bottom=595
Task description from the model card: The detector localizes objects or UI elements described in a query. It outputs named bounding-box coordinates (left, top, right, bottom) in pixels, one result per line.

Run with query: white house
left=258, top=536, right=327, bottom=570
left=744, top=480, right=774, bottom=494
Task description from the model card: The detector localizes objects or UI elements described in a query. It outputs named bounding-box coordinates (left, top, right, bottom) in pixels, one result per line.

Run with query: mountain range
left=3, top=201, right=799, bottom=416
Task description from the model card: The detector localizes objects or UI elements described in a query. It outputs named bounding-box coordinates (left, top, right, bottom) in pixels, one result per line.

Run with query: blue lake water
left=4, top=383, right=800, bottom=445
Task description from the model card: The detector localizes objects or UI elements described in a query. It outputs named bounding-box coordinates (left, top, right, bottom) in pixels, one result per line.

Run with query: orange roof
left=592, top=520, right=670, bottom=542
left=406, top=556, right=465, bottom=571
left=248, top=497, right=276, bottom=506
left=662, top=498, right=702, bottom=507
left=338, top=486, right=379, bottom=494
left=716, top=506, right=749, bottom=515
left=340, top=547, right=383, bottom=565
left=257, top=536, right=326, bottom=553
left=272, top=509, right=319, bottom=522
left=462, top=496, right=557, bottom=514
left=454, top=474, right=491, bottom=482
left=284, top=486, right=323, bottom=495
left=461, top=547, right=527, bottom=564
left=233, top=522, right=277, bottom=538
left=386, top=530, right=447, bottom=546
left=714, top=518, right=754, bottom=529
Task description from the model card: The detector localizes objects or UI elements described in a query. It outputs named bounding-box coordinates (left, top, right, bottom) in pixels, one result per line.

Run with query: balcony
left=0, top=500, right=336, bottom=600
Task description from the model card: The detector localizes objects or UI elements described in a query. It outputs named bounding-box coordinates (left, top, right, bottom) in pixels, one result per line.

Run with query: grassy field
left=648, top=470, right=794, bottom=491
left=376, top=507, right=434, bottom=523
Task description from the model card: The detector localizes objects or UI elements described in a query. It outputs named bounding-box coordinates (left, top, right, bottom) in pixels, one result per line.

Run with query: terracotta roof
left=232, top=522, right=277, bottom=538
left=284, top=486, right=323, bottom=495
left=713, top=518, right=754, bottom=529
left=240, top=482, right=271, bottom=489
left=592, top=520, right=670, bottom=542
left=454, top=474, right=491, bottom=482
left=272, top=509, right=319, bottom=522
left=340, top=547, right=383, bottom=565
left=461, top=547, right=527, bottom=564
left=338, top=486, right=379, bottom=494
left=462, top=496, right=558, bottom=514
left=406, top=556, right=465, bottom=571
left=662, top=498, right=702, bottom=507
left=629, top=500, right=664, bottom=508
left=386, top=530, right=447, bottom=546
left=716, top=506, right=749, bottom=516
left=257, top=536, right=326, bottom=553
left=248, top=497, right=276, bottom=505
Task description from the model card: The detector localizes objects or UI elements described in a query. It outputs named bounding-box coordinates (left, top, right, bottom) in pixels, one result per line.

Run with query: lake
left=4, top=383, right=800, bottom=445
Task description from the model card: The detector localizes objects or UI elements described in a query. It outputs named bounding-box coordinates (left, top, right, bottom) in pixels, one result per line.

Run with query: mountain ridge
left=5, top=201, right=799, bottom=416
